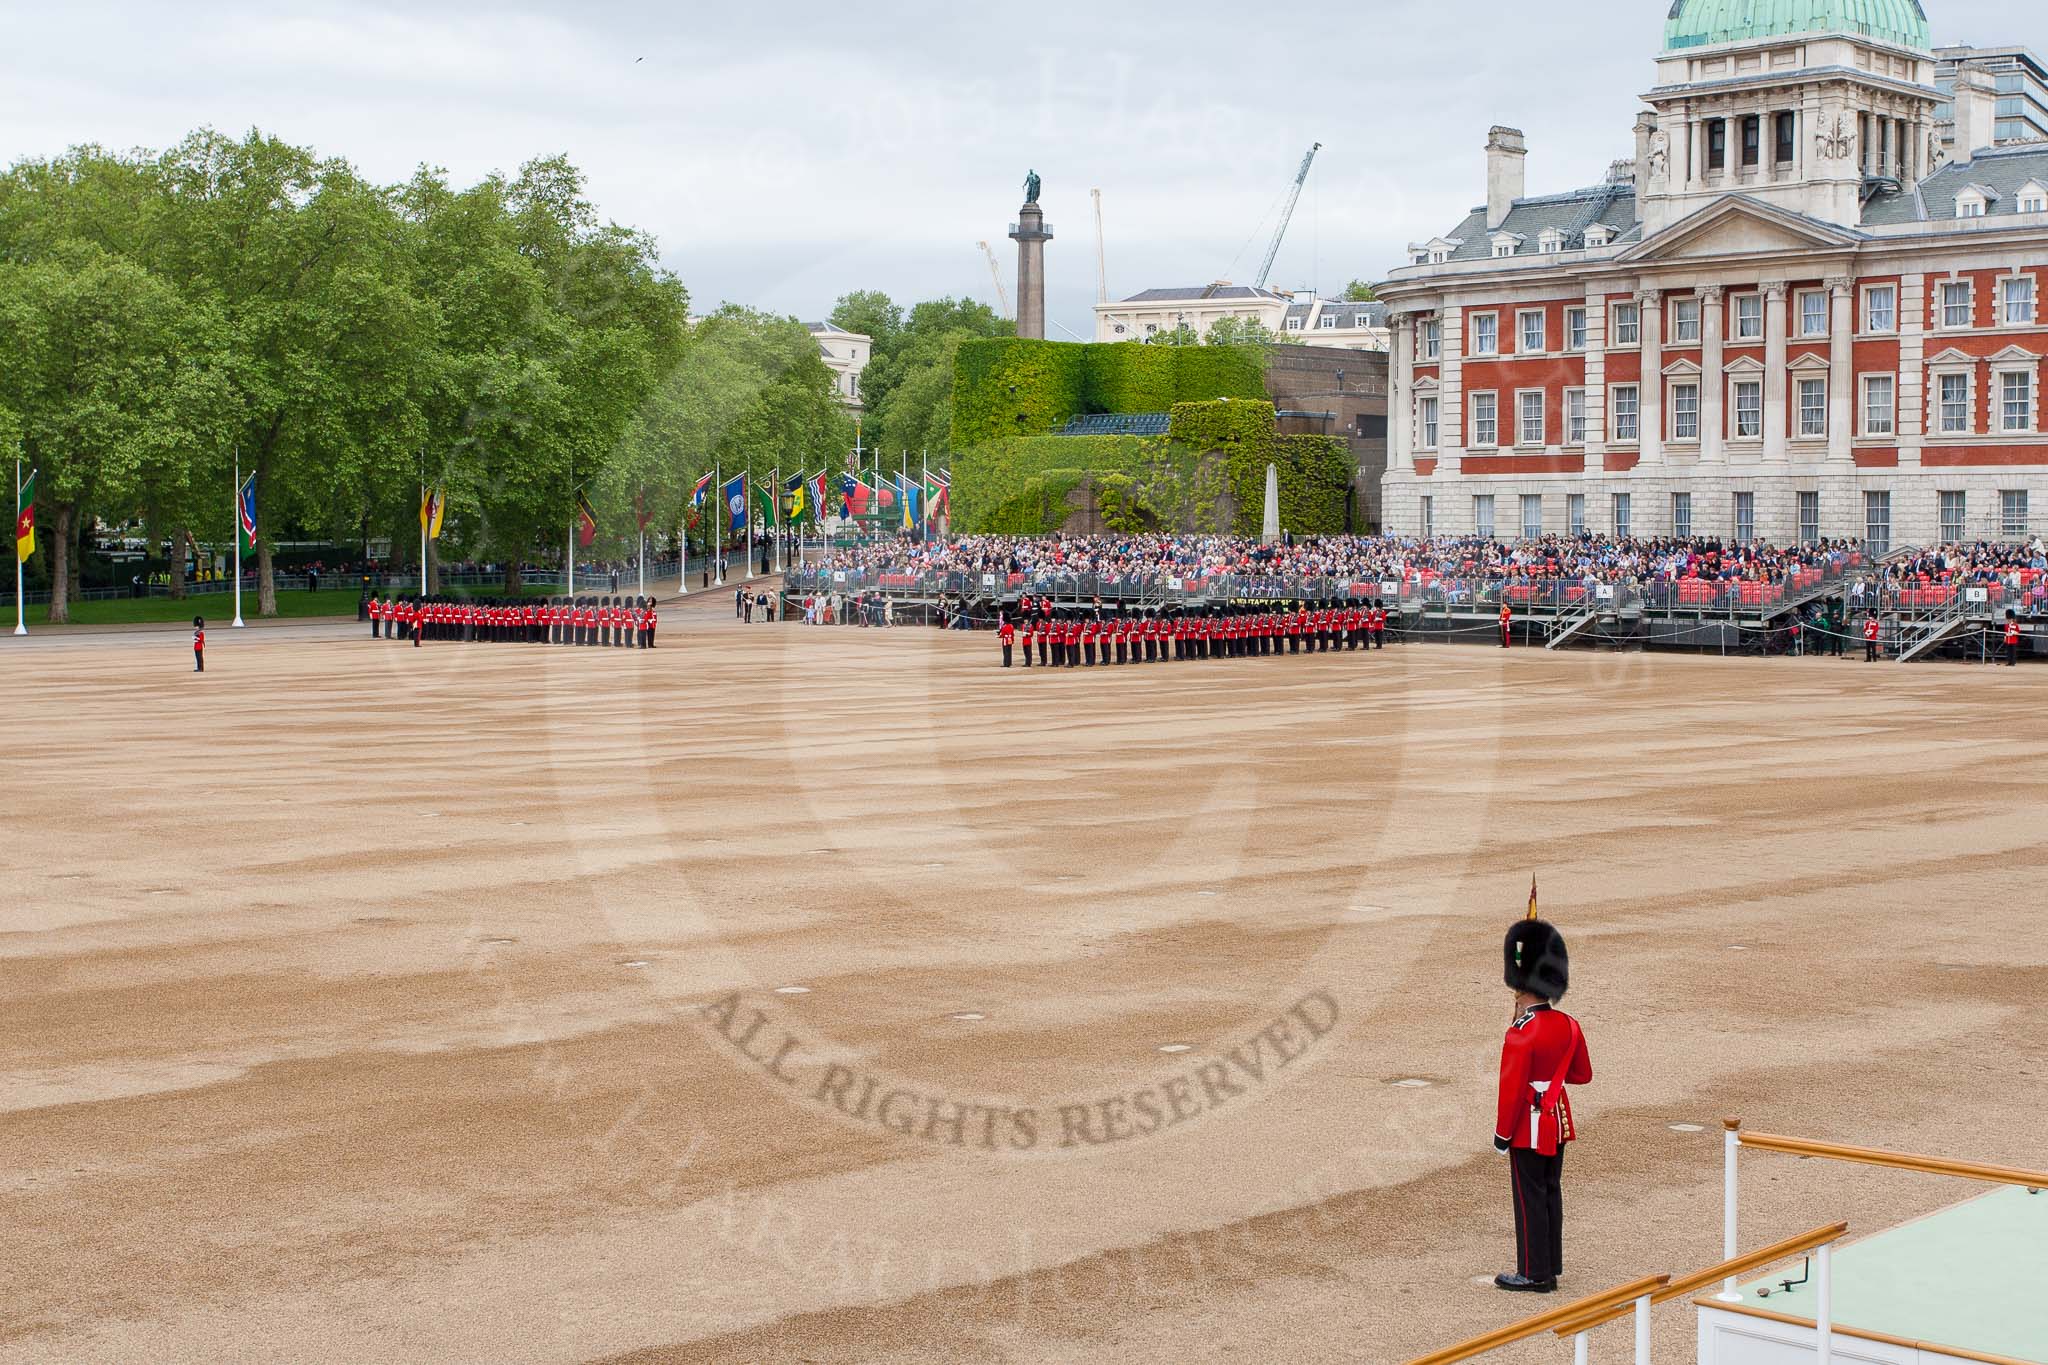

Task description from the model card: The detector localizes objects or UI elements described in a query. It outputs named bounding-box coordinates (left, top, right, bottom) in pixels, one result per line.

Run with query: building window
left=2002, top=275, right=2036, bottom=324
left=1672, top=297, right=1702, bottom=343
left=1566, top=307, right=1588, bottom=351
left=1565, top=388, right=1587, bottom=444
left=1956, top=194, right=1987, bottom=218
left=1320, top=313, right=1339, bottom=328
left=1671, top=381, right=1701, bottom=441
left=1539, top=230, right=1564, bottom=255
left=1519, top=310, right=1546, bottom=352
left=1568, top=493, right=1586, bottom=536
left=1734, top=491, right=1755, bottom=542
left=1474, top=494, right=1496, bottom=539
left=1707, top=118, right=1727, bottom=171
left=1518, top=390, right=1545, bottom=445
left=2002, top=489, right=2030, bottom=539
left=1612, top=301, right=1640, bottom=346
left=1420, top=496, right=1434, bottom=538
left=1471, top=313, right=1498, bottom=355
left=1419, top=396, right=1440, bottom=449
left=1285, top=317, right=1304, bottom=331
left=1799, top=290, right=1828, bottom=337
left=1611, top=385, right=1639, bottom=442
left=1939, top=490, right=1967, bottom=542
left=1471, top=391, right=1498, bottom=447
left=1865, top=490, right=1891, bottom=557
left=1862, top=374, right=1896, bottom=436
left=1741, top=115, right=1761, bottom=167
left=1733, top=293, right=1763, bottom=340
left=1733, top=379, right=1763, bottom=437
left=1493, top=240, right=1516, bottom=259
left=1774, top=111, right=1796, bottom=163
left=1798, top=490, right=1820, bottom=544
left=1798, top=376, right=1828, bottom=437
left=1942, top=280, right=1973, bottom=328
left=1672, top=491, right=1693, bottom=538
left=1938, top=373, right=1971, bottom=433
left=2023, top=191, right=2048, bottom=214
left=2000, top=370, right=2034, bottom=432
left=1864, top=284, right=1897, bottom=333
left=1429, top=248, right=1449, bottom=264
left=1613, top=492, right=1631, bottom=539
left=1521, top=494, right=1544, bottom=539
left=1422, top=318, right=1441, bottom=359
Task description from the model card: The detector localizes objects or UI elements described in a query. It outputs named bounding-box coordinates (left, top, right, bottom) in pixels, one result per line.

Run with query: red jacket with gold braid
left=1494, top=1004, right=1592, bottom=1156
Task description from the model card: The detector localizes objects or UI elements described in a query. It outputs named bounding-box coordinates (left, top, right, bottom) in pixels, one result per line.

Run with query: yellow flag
left=420, top=487, right=445, bottom=539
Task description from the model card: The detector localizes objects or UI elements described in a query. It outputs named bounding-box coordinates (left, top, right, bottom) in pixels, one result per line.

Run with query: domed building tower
left=1642, top=0, right=1939, bottom=232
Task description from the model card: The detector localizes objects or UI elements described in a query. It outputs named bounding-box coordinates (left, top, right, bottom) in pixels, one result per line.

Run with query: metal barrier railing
left=1717, top=1118, right=2048, bottom=1300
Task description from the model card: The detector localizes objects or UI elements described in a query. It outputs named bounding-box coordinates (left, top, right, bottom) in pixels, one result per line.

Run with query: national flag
left=691, top=470, right=714, bottom=509
left=576, top=490, right=598, bottom=547
left=420, top=486, right=446, bottom=540
left=237, top=473, right=258, bottom=554
left=924, top=472, right=946, bottom=516
left=901, top=475, right=920, bottom=530
left=753, top=476, right=775, bottom=526
left=784, top=471, right=806, bottom=520
left=723, top=473, right=746, bottom=531
left=809, top=471, right=828, bottom=519
left=1526, top=876, right=1539, bottom=921
left=15, top=467, right=36, bottom=562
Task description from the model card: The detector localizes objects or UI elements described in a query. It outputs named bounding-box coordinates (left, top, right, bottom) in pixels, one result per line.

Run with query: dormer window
left=1584, top=224, right=1614, bottom=248
left=1489, top=231, right=1523, bottom=259
left=2019, top=181, right=2048, bottom=214
left=1431, top=249, right=1450, bottom=264
left=1956, top=187, right=1992, bottom=219
left=1537, top=228, right=1566, bottom=254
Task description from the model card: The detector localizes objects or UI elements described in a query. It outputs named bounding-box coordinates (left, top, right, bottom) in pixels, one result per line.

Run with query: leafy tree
left=1204, top=316, right=1283, bottom=347
left=1342, top=279, right=1378, bottom=302
left=1143, top=325, right=1201, bottom=347
left=860, top=295, right=1011, bottom=457
left=828, top=290, right=902, bottom=356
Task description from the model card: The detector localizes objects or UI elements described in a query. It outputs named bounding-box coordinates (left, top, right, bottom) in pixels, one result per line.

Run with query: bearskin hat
left=1504, top=918, right=1569, bottom=1000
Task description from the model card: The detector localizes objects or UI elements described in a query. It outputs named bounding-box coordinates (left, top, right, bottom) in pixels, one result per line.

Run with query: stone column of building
left=1009, top=203, right=1053, bottom=341
left=1701, top=284, right=1726, bottom=463
left=1391, top=316, right=1415, bottom=472
left=1439, top=307, right=1464, bottom=478
left=1638, top=288, right=1664, bottom=467
left=1826, top=275, right=1855, bottom=466
left=1583, top=283, right=1608, bottom=469
left=1763, top=282, right=1790, bottom=463
left=1898, top=272, right=1926, bottom=471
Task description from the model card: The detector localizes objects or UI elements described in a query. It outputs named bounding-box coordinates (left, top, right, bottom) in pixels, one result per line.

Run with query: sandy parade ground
left=3, top=591, right=2044, bottom=1364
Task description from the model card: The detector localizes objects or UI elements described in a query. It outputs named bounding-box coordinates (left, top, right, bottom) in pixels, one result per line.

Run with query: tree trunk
left=68, top=512, right=84, bottom=603
left=47, top=502, right=74, bottom=624
left=169, top=526, right=188, bottom=600
left=254, top=452, right=277, bottom=617
left=503, top=560, right=522, bottom=594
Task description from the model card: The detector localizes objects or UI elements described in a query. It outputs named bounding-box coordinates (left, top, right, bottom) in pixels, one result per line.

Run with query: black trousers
left=1084, top=642, right=1095, bottom=667
left=1509, top=1147, right=1566, bottom=1282
left=1002, top=644, right=1012, bottom=668
left=194, top=648, right=204, bottom=673
left=2007, top=640, right=2020, bottom=666
left=1866, top=641, right=1878, bottom=661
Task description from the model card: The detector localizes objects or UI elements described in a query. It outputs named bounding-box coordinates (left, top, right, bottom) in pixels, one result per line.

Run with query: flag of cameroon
left=14, top=467, right=34, bottom=562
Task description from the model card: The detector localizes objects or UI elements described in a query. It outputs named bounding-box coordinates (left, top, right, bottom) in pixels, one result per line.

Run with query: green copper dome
left=1664, top=0, right=1930, bottom=51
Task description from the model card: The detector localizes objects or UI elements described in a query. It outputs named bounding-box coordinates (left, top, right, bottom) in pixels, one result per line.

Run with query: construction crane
left=1091, top=188, right=1109, bottom=304
left=1254, top=141, right=1322, bottom=290
left=977, top=240, right=1012, bottom=320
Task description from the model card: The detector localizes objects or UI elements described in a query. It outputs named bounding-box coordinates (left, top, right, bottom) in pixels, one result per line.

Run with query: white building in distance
left=806, top=322, right=871, bottom=410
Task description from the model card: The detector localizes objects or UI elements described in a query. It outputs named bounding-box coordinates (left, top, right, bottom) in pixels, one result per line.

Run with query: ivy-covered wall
left=950, top=339, right=1266, bottom=449
left=949, top=402, right=1352, bottom=537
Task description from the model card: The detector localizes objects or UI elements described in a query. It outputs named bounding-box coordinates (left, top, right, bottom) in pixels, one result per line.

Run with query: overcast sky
left=3, top=1, right=2035, bottom=339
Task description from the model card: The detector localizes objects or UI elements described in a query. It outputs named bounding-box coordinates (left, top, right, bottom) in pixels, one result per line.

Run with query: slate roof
left=1863, top=144, right=2048, bottom=226
left=1282, top=300, right=1389, bottom=328
left=1427, top=180, right=1643, bottom=263
left=1118, top=285, right=1290, bottom=304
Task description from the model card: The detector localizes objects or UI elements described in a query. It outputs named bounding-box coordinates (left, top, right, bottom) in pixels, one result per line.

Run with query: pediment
left=1788, top=351, right=1832, bottom=371
left=1725, top=355, right=1766, bottom=374
left=1663, top=358, right=1703, bottom=377
left=1988, top=344, right=2043, bottom=363
left=1619, top=196, right=1862, bottom=265
left=1926, top=347, right=1978, bottom=367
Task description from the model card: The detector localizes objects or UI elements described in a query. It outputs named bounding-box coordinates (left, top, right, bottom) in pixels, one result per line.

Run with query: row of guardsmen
left=366, top=594, right=659, bottom=647
left=996, top=599, right=1390, bottom=668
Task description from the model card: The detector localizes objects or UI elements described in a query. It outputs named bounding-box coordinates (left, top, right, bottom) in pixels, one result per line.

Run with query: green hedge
left=950, top=339, right=1267, bottom=449
left=949, top=404, right=1349, bottom=536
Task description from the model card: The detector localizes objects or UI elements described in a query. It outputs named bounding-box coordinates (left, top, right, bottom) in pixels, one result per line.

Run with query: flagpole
left=232, top=450, right=244, bottom=629
left=638, top=529, right=645, bottom=599
left=420, top=479, right=429, bottom=599
left=771, top=464, right=781, bottom=575
left=13, top=456, right=24, bottom=636
left=714, top=462, right=724, bottom=586
left=567, top=517, right=575, bottom=598
left=745, top=460, right=755, bottom=583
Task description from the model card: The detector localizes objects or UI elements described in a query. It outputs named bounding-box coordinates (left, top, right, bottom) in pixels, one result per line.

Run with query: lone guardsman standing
left=999, top=613, right=1016, bottom=668
left=192, top=616, right=206, bottom=673
left=2004, top=610, right=2021, bottom=666
left=1500, top=600, right=1514, bottom=649
left=1494, top=886, right=1591, bottom=1294
left=1864, top=612, right=1881, bottom=662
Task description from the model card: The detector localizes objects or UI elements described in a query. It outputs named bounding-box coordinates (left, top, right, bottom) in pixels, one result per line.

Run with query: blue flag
left=723, top=474, right=747, bottom=532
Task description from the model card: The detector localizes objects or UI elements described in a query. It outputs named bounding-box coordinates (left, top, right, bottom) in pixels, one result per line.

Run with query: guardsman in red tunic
left=999, top=614, right=1016, bottom=668
left=1372, top=600, right=1387, bottom=649
left=1864, top=612, right=1881, bottom=662
left=1500, top=600, right=1514, bottom=649
left=192, top=616, right=206, bottom=672
left=1493, top=911, right=1592, bottom=1294
left=367, top=595, right=382, bottom=638
left=2003, top=610, right=2021, bottom=666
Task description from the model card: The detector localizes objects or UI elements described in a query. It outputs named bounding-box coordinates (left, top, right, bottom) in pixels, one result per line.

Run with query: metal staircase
left=1894, top=592, right=1979, bottom=663
left=1544, top=599, right=1605, bottom=649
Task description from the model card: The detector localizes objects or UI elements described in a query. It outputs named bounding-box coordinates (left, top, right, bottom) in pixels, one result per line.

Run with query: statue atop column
left=1024, top=169, right=1041, bottom=205
left=1009, top=171, right=1053, bottom=339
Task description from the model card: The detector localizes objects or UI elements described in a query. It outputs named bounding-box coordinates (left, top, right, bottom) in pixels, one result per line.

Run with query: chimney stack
left=1950, top=66, right=1998, bottom=165
left=1486, top=127, right=1528, bottom=230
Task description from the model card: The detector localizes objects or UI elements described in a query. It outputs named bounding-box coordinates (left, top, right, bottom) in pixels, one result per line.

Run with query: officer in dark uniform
left=1493, top=908, right=1592, bottom=1294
